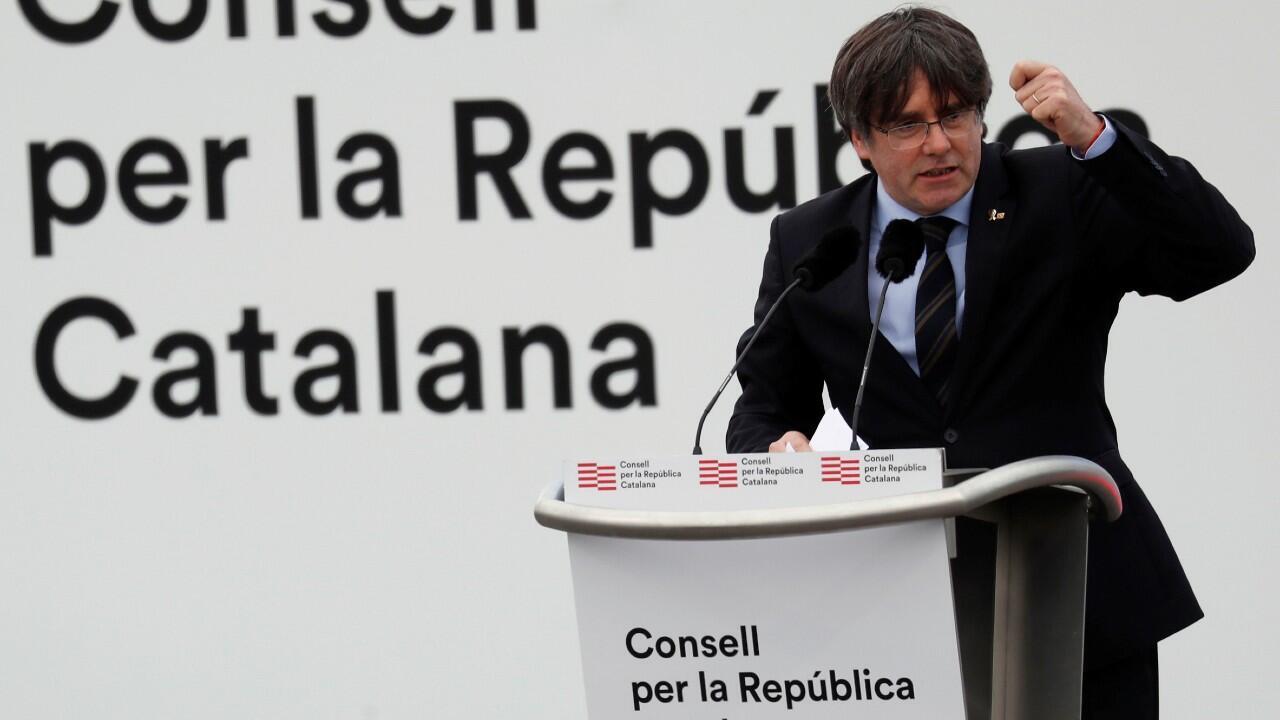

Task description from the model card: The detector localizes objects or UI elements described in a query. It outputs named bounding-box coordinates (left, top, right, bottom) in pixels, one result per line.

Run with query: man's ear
left=849, top=129, right=872, bottom=162
left=849, top=129, right=874, bottom=172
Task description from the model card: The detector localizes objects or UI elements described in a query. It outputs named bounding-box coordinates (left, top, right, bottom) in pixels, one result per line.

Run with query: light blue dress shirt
left=865, top=117, right=1116, bottom=375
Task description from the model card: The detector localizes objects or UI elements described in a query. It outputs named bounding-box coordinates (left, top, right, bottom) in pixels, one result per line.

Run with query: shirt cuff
left=1071, top=114, right=1116, bottom=160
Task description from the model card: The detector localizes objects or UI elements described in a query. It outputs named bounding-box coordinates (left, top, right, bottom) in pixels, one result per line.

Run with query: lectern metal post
left=957, top=486, right=1090, bottom=719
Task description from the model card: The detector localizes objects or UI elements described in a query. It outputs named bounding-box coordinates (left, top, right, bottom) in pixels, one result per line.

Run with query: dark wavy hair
left=828, top=6, right=992, bottom=136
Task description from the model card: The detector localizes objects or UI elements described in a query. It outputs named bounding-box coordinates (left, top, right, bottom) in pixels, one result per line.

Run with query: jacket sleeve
left=725, top=214, right=826, bottom=453
left=1074, top=118, right=1254, bottom=300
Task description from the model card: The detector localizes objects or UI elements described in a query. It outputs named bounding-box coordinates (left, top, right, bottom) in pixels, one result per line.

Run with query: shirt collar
left=872, top=180, right=975, bottom=238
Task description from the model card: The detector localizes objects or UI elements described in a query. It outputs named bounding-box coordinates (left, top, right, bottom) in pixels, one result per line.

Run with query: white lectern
left=536, top=453, right=1121, bottom=719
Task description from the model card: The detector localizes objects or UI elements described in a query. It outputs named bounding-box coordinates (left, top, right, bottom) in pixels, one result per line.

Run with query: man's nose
left=922, top=122, right=951, bottom=154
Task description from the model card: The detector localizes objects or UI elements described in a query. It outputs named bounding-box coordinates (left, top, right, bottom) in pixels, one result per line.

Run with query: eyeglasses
left=871, top=109, right=979, bottom=150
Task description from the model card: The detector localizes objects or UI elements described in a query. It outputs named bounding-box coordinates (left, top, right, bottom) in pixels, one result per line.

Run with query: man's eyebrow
left=886, top=103, right=966, bottom=125
left=888, top=111, right=926, bottom=124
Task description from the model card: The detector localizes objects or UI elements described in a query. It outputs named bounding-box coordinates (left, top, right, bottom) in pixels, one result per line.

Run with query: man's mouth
left=919, top=166, right=957, bottom=178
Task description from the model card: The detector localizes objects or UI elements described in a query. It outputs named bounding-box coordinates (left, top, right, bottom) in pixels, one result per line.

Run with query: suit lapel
left=949, top=143, right=1015, bottom=417
left=840, top=176, right=875, bottom=340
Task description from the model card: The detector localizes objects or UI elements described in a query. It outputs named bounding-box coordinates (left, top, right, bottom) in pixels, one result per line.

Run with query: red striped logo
left=821, top=456, right=861, bottom=485
left=577, top=462, right=618, bottom=491
left=698, top=459, right=738, bottom=488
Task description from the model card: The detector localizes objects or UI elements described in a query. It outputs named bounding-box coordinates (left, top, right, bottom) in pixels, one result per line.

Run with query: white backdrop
left=1, top=1, right=1276, bottom=717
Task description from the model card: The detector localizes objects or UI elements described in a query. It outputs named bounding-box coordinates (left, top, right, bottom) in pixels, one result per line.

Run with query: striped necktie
left=914, top=216, right=960, bottom=407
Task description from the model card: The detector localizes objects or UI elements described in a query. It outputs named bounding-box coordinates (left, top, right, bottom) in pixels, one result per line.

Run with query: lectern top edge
left=534, top=454, right=1120, bottom=540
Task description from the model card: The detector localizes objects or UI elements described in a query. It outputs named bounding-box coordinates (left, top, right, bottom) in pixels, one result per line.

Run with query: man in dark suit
left=726, top=8, right=1254, bottom=718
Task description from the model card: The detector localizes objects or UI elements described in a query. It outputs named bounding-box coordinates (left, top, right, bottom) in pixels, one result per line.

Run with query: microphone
left=875, top=219, right=925, bottom=282
left=693, top=226, right=862, bottom=454
left=794, top=226, right=863, bottom=290
left=849, top=220, right=925, bottom=450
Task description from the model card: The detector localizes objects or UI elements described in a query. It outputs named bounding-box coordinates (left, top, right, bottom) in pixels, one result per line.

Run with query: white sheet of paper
left=810, top=406, right=865, bottom=451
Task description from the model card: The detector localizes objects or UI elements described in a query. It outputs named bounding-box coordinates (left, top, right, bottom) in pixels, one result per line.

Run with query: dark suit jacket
left=726, top=121, right=1254, bottom=668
